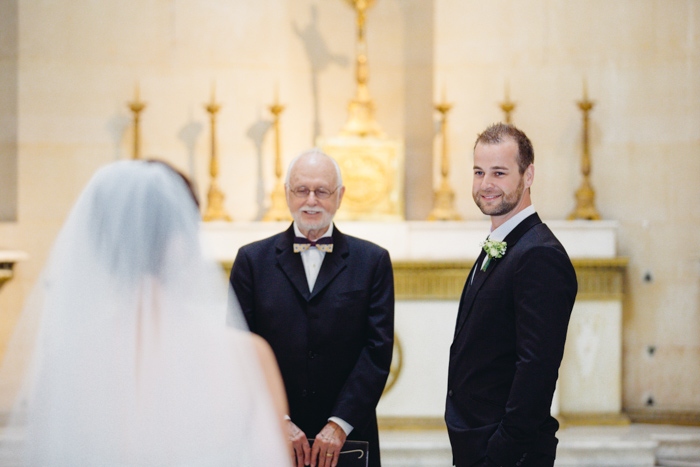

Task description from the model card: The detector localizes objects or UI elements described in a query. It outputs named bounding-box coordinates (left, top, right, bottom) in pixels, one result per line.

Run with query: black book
left=308, top=439, right=369, bottom=467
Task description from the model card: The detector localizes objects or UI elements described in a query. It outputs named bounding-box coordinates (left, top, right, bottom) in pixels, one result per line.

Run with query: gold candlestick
left=127, top=83, right=146, bottom=159
left=340, top=0, right=384, bottom=138
left=499, top=81, right=516, bottom=124
left=202, top=84, right=232, bottom=222
left=263, top=91, right=292, bottom=221
left=427, top=95, right=461, bottom=221
left=568, top=80, right=601, bottom=220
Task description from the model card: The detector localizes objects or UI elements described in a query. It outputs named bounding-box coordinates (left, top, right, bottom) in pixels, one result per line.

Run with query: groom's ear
left=524, top=164, right=534, bottom=189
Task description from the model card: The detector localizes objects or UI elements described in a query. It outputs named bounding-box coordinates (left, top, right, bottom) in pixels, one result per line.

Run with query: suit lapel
left=501, top=212, right=542, bottom=249
left=309, top=225, right=348, bottom=301
left=453, top=213, right=542, bottom=339
left=276, top=225, right=312, bottom=301
left=454, top=249, right=495, bottom=337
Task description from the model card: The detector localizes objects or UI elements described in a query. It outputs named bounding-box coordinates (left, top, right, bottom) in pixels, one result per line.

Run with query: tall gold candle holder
left=127, top=83, right=146, bottom=159
left=568, top=81, right=601, bottom=220
left=202, top=85, right=232, bottom=222
left=340, top=0, right=384, bottom=138
left=499, top=81, right=516, bottom=124
left=263, top=92, right=292, bottom=221
left=427, top=94, right=461, bottom=221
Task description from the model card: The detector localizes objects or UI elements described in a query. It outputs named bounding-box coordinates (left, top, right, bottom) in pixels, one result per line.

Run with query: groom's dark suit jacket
left=230, top=224, right=394, bottom=467
left=446, top=213, right=577, bottom=467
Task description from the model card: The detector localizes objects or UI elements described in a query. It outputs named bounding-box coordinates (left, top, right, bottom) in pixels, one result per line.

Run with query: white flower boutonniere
left=479, top=239, right=507, bottom=272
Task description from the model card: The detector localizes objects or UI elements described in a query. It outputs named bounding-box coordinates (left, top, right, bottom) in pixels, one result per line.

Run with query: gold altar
left=0, top=251, right=27, bottom=291
left=316, top=0, right=405, bottom=221
left=318, top=136, right=404, bottom=220
left=393, top=258, right=628, bottom=301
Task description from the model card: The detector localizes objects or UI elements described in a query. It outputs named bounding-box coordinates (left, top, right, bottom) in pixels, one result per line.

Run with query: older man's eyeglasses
left=288, top=186, right=339, bottom=200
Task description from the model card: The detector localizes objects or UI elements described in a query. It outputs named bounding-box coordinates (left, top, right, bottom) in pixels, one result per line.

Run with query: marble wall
left=0, top=0, right=698, bottom=417
left=433, top=0, right=700, bottom=417
left=0, top=0, right=18, bottom=222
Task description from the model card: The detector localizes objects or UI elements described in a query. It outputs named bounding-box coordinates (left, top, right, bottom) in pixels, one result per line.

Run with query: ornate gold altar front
left=0, top=263, right=13, bottom=291
left=393, top=257, right=628, bottom=301
left=318, top=136, right=404, bottom=220
left=0, top=252, right=27, bottom=291
left=222, top=258, right=628, bottom=303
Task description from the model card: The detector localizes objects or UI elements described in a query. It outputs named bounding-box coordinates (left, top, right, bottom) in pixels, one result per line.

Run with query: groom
left=445, top=123, right=578, bottom=467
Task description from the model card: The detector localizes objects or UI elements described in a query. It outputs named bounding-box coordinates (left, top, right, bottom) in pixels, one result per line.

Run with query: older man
left=230, top=148, right=394, bottom=467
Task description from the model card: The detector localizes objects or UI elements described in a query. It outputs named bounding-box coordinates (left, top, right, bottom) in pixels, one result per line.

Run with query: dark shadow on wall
left=246, top=113, right=273, bottom=221
left=106, top=111, right=131, bottom=162
left=0, top=0, right=18, bottom=222
left=293, top=4, right=349, bottom=145
left=177, top=109, right=204, bottom=196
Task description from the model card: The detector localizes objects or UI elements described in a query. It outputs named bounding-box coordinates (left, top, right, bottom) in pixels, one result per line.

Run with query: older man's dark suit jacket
left=446, top=213, right=577, bottom=467
left=230, top=224, right=394, bottom=467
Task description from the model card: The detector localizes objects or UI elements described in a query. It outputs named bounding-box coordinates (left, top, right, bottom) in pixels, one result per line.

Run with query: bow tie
left=293, top=236, right=334, bottom=253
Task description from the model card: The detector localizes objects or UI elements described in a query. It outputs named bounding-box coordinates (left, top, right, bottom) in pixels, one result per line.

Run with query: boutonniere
left=479, top=239, right=507, bottom=272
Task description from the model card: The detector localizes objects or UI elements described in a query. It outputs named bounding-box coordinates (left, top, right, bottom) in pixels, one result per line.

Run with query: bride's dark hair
left=146, top=159, right=200, bottom=208
left=85, top=160, right=200, bottom=280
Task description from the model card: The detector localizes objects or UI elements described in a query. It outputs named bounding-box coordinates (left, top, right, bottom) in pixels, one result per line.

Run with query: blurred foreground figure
left=1, top=160, right=290, bottom=466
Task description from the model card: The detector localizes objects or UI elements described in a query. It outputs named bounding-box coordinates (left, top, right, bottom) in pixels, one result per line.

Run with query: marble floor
left=1, top=422, right=699, bottom=466
left=379, top=424, right=700, bottom=467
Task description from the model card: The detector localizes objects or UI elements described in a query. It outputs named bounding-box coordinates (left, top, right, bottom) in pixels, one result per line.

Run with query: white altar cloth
left=200, top=220, right=618, bottom=262
left=0, top=250, right=29, bottom=263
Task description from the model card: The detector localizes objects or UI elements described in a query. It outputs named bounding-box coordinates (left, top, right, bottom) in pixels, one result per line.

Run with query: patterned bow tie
left=293, top=236, right=334, bottom=253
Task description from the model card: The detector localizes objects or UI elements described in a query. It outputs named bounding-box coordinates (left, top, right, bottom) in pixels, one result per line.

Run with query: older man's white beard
left=292, top=207, right=333, bottom=233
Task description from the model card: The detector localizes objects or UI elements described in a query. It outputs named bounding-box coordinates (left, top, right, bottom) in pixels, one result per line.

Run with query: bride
left=1, top=160, right=290, bottom=466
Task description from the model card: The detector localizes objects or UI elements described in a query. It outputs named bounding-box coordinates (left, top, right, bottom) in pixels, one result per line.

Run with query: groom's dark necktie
left=470, top=248, right=488, bottom=286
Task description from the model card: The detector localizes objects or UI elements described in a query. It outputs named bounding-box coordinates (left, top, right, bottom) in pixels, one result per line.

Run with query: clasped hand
left=287, top=420, right=347, bottom=467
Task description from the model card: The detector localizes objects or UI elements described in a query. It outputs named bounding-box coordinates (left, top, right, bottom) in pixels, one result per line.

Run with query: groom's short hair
left=474, top=123, right=534, bottom=175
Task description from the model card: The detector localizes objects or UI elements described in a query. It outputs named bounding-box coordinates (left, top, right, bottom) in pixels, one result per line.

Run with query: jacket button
left=301, top=390, right=308, bottom=397
left=308, top=351, right=316, bottom=359
left=448, top=390, right=453, bottom=397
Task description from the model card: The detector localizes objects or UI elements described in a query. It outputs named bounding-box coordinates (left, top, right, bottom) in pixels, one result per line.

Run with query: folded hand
left=310, top=421, right=347, bottom=467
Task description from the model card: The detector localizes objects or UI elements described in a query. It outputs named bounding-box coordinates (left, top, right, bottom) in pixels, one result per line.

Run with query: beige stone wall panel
left=0, top=0, right=698, bottom=417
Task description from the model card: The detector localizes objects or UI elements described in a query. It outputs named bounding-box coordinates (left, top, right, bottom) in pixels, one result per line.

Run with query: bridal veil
left=1, top=160, right=290, bottom=466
